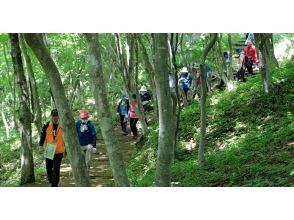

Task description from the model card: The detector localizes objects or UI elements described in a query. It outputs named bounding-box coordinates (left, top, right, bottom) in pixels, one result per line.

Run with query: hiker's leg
left=85, top=145, right=92, bottom=171
left=122, top=116, right=127, bottom=133
left=130, top=118, right=135, bottom=135
left=133, top=118, right=139, bottom=136
left=80, top=145, right=87, bottom=166
left=119, top=115, right=124, bottom=131
left=51, top=153, right=63, bottom=187
left=45, top=158, right=53, bottom=184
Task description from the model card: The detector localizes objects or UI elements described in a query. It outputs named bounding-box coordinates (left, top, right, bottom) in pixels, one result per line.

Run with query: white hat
left=140, top=85, right=147, bottom=92
left=181, top=67, right=188, bottom=73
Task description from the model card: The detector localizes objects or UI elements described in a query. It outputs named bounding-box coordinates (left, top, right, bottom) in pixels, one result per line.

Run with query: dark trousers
left=183, top=88, right=189, bottom=99
left=245, top=56, right=253, bottom=74
left=130, top=118, right=139, bottom=136
left=119, top=115, right=127, bottom=133
left=46, top=153, right=63, bottom=187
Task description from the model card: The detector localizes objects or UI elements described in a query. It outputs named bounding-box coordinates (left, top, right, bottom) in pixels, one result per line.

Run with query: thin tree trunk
left=24, top=33, right=91, bottom=187
left=255, top=33, right=272, bottom=94
left=127, top=34, right=148, bottom=135
left=227, top=34, right=234, bottom=81
left=3, top=44, right=18, bottom=129
left=267, top=33, right=279, bottom=68
left=153, top=33, right=175, bottom=187
left=84, top=33, right=129, bottom=186
left=198, top=33, right=218, bottom=165
left=19, top=34, right=42, bottom=135
left=168, top=33, right=181, bottom=155
left=115, top=33, right=148, bottom=136
left=137, top=35, right=158, bottom=121
left=1, top=109, right=10, bottom=140
left=9, top=33, right=35, bottom=185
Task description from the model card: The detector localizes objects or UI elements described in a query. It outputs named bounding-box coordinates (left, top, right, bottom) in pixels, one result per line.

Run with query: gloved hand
left=124, top=115, right=128, bottom=122
left=92, top=147, right=97, bottom=153
left=87, top=144, right=93, bottom=150
left=38, top=146, right=43, bottom=154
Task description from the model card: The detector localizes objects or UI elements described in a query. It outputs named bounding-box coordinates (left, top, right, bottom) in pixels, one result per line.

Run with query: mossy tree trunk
left=84, top=33, right=130, bottom=187
left=255, top=33, right=272, bottom=94
left=153, top=33, right=175, bottom=186
left=24, top=33, right=90, bottom=187
left=198, top=33, right=218, bottom=165
left=9, top=33, right=35, bottom=185
left=19, top=34, right=42, bottom=135
left=115, top=33, right=148, bottom=136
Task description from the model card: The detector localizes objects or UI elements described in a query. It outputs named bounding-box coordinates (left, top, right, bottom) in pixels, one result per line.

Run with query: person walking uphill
left=243, top=40, right=259, bottom=74
left=39, top=109, right=64, bottom=187
left=117, top=94, right=129, bottom=135
left=128, top=94, right=144, bottom=139
left=76, top=111, right=97, bottom=171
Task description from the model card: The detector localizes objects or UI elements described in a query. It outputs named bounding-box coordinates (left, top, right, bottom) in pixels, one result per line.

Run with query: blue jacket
left=76, top=120, right=97, bottom=147
left=179, top=73, right=192, bottom=90
left=117, top=99, right=129, bottom=116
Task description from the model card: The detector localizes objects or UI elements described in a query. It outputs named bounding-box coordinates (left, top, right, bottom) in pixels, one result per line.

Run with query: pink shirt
left=128, top=101, right=143, bottom=119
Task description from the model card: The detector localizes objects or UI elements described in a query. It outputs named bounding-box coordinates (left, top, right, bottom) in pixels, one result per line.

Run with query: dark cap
left=51, top=109, right=58, bottom=116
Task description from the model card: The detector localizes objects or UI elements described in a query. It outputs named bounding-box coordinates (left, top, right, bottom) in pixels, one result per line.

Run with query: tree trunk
left=115, top=33, right=148, bottom=136
left=168, top=33, right=181, bottom=155
left=84, top=33, right=129, bottom=186
left=137, top=35, right=158, bottom=121
left=267, top=33, right=279, bottom=68
left=227, top=34, right=234, bottom=81
left=126, top=34, right=148, bottom=135
left=3, top=44, right=18, bottom=129
left=9, top=33, right=35, bottom=185
left=24, top=33, right=91, bottom=187
left=153, top=34, right=175, bottom=187
left=19, top=34, right=42, bottom=135
left=255, top=33, right=272, bottom=94
left=1, top=109, right=10, bottom=140
left=198, top=34, right=218, bottom=165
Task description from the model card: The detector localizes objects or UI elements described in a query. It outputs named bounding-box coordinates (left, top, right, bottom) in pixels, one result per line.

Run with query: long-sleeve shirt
left=128, top=101, right=144, bottom=119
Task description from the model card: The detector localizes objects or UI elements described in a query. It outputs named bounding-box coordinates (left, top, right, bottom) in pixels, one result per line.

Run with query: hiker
left=128, top=94, right=144, bottom=139
left=178, top=67, right=192, bottom=104
left=205, top=64, right=213, bottom=93
left=117, top=94, right=129, bottom=135
left=76, top=110, right=97, bottom=171
left=237, top=51, right=246, bottom=82
left=243, top=40, right=258, bottom=75
left=39, top=109, right=64, bottom=187
left=139, top=85, right=153, bottom=112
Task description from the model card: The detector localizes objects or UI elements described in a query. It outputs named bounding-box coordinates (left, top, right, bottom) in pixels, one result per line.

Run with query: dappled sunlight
left=85, top=98, right=95, bottom=105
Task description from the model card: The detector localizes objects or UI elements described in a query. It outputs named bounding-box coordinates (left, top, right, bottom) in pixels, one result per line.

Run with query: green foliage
left=127, top=60, right=294, bottom=187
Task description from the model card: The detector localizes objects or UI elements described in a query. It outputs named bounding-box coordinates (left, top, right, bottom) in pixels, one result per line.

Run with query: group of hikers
left=170, top=33, right=259, bottom=104
left=39, top=33, right=259, bottom=187
left=39, top=109, right=96, bottom=187
left=116, top=81, right=155, bottom=135
left=168, top=64, right=212, bottom=105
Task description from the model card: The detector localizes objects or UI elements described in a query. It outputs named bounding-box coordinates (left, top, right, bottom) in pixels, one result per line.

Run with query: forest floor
left=23, top=127, right=138, bottom=187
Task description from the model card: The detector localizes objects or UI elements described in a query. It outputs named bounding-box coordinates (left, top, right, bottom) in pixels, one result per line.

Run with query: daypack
left=180, top=73, right=192, bottom=89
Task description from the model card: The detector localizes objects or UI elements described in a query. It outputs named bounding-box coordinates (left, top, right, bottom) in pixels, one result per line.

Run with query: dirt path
left=25, top=127, right=138, bottom=187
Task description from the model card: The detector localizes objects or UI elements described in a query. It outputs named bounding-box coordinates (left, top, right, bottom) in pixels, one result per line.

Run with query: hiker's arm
left=90, top=122, right=97, bottom=148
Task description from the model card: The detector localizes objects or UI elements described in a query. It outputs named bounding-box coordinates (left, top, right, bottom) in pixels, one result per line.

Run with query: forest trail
left=24, top=127, right=138, bottom=187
